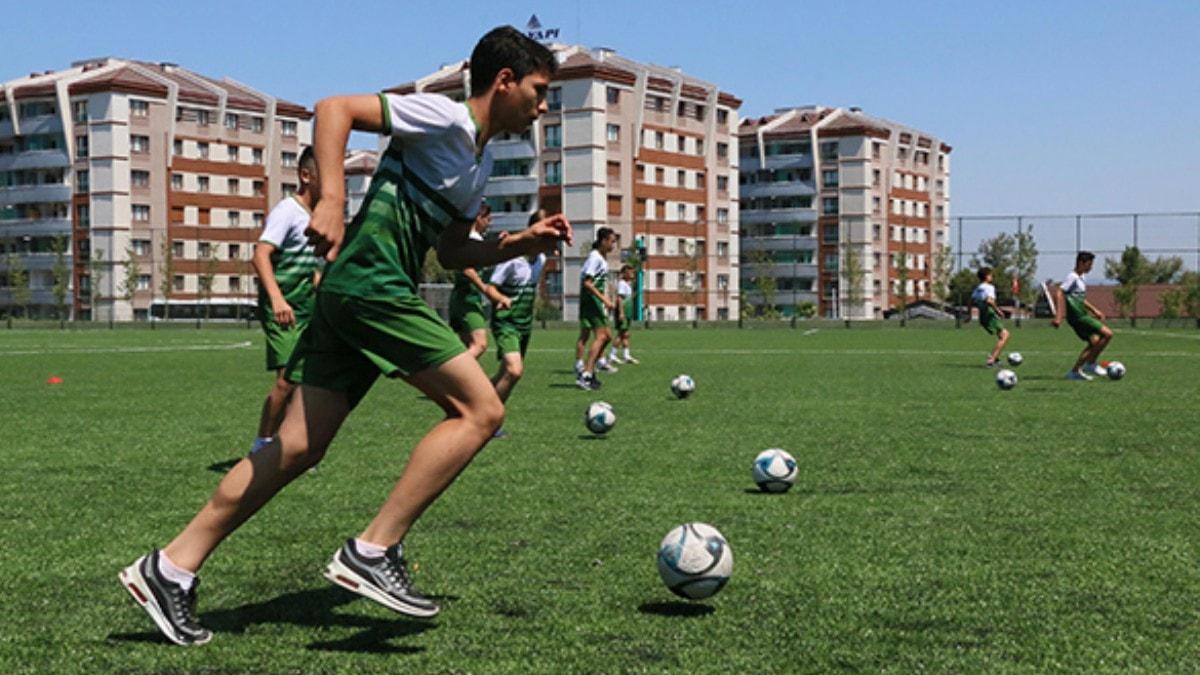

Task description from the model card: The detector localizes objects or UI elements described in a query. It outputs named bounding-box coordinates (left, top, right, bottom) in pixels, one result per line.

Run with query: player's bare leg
left=491, top=352, right=525, bottom=403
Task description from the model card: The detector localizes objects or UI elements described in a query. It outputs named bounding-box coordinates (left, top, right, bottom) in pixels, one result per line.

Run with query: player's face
left=499, top=70, right=551, bottom=133
left=602, top=234, right=618, bottom=254
left=300, top=163, right=321, bottom=200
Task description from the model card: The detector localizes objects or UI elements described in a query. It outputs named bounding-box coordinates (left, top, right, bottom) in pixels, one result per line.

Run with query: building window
left=717, top=142, right=728, bottom=159
left=823, top=225, right=838, bottom=243
left=655, top=272, right=665, bottom=289
left=77, top=205, right=90, bottom=226
left=253, top=180, right=264, bottom=196
left=131, top=135, right=150, bottom=154
left=131, top=170, right=150, bottom=188
left=606, top=87, right=620, bottom=105
left=251, top=117, right=264, bottom=133
left=872, top=142, right=882, bottom=159
left=228, top=243, right=241, bottom=259
left=76, top=170, right=89, bottom=192
left=606, top=124, right=620, bottom=143
left=822, top=170, right=838, bottom=188
left=228, top=275, right=241, bottom=292
left=676, top=204, right=686, bottom=221
left=198, top=176, right=210, bottom=193
left=137, top=274, right=151, bottom=291
left=171, top=173, right=183, bottom=191
left=822, top=197, right=839, bottom=215
left=677, top=169, right=686, bottom=186
left=71, top=100, right=89, bottom=122
left=228, top=210, right=240, bottom=226
left=677, top=135, right=686, bottom=152
left=132, top=204, right=150, bottom=221
left=197, top=142, right=209, bottom=159
left=717, top=108, right=728, bottom=125
left=225, top=112, right=239, bottom=129
left=716, top=176, right=728, bottom=193
left=173, top=275, right=185, bottom=291
left=282, top=183, right=297, bottom=197
left=173, top=139, right=183, bottom=156
left=281, top=151, right=297, bottom=167
left=252, top=148, right=263, bottom=165
left=543, top=161, right=561, bottom=185
left=717, top=208, right=729, bottom=224
left=132, top=239, right=150, bottom=256
left=76, top=135, right=89, bottom=157
left=820, top=142, right=838, bottom=160
left=282, top=120, right=298, bottom=137
left=19, top=101, right=55, bottom=118
left=716, top=241, right=729, bottom=258
left=172, top=241, right=185, bottom=258
left=253, top=213, right=264, bottom=227
left=227, top=145, right=239, bottom=162
left=654, top=131, right=664, bottom=149
left=547, top=88, right=562, bottom=112
left=696, top=139, right=704, bottom=156
left=198, top=241, right=211, bottom=258
left=227, top=178, right=239, bottom=194
left=544, top=125, right=561, bottom=148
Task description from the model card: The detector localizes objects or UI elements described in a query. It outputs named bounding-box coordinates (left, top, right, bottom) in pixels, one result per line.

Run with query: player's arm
left=306, top=95, right=387, bottom=261
left=614, top=293, right=625, bottom=320
left=251, top=243, right=294, bottom=327
left=1083, top=299, right=1105, bottom=321
left=1051, top=286, right=1065, bottom=328
left=484, top=283, right=512, bottom=309
left=582, top=277, right=615, bottom=311
left=437, top=213, right=571, bottom=270
left=988, top=297, right=1005, bottom=320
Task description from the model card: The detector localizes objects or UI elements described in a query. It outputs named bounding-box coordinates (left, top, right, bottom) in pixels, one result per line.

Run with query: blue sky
left=3, top=0, right=1198, bottom=222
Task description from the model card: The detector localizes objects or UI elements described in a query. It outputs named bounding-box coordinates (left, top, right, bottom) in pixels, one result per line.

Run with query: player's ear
left=494, top=67, right=517, bottom=94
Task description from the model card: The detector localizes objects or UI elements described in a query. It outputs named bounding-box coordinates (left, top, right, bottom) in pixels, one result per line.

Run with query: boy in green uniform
left=608, top=263, right=638, bottom=365
left=448, top=203, right=494, bottom=358
left=249, top=147, right=322, bottom=452
left=486, top=210, right=549, bottom=437
left=120, top=27, right=570, bottom=646
left=575, top=227, right=617, bottom=390
left=970, top=266, right=1009, bottom=367
left=1052, top=251, right=1114, bottom=380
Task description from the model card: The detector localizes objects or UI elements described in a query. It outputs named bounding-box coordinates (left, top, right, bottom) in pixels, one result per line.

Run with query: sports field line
left=0, top=340, right=254, bottom=356
left=527, top=347, right=1197, bottom=358
left=1117, top=329, right=1200, bottom=341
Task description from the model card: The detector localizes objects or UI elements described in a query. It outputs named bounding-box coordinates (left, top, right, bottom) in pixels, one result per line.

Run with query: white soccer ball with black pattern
left=670, top=374, right=696, bottom=399
left=752, top=448, right=797, bottom=493
left=1106, top=361, right=1126, bottom=380
left=584, top=401, right=616, bottom=434
left=656, top=522, right=733, bottom=600
left=1007, top=352, right=1023, bottom=367
left=996, top=369, right=1018, bottom=390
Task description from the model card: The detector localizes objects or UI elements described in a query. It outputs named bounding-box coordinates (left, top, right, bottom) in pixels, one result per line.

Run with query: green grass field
left=1, top=323, right=1199, bottom=672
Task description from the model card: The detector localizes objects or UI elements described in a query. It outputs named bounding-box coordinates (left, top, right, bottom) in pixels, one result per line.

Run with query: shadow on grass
left=549, top=383, right=582, bottom=389
left=550, top=369, right=577, bottom=375
left=207, top=458, right=241, bottom=473
left=638, top=601, right=714, bottom=618
left=110, top=587, right=435, bottom=654
left=577, top=434, right=608, bottom=441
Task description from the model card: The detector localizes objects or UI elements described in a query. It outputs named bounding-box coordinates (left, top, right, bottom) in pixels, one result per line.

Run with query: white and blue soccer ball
left=656, top=522, right=733, bottom=600
left=1007, top=352, right=1023, bottom=367
left=752, top=448, right=797, bottom=493
left=584, top=401, right=616, bottom=434
left=1106, top=361, right=1126, bottom=380
left=670, top=374, right=696, bottom=399
left=996, top=369, right=1018, bottom=390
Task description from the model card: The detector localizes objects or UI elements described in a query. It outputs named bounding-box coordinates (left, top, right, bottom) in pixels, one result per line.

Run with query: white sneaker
left=624, top=355, right=640, bottom=365
left=598, top=361, right=619, bottom=373
left=609, top=354, right=623, bottom=364
left=1083, top=362, right=1107, bottom=377
left=1067, top=370, right=1093, bottom=381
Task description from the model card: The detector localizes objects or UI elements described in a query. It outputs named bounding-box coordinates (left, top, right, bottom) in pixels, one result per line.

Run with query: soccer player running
left=1052, top=251, right=1114, bottom=380
left=608, top=263, right=639, bottom=365
left=575, top=227, right=618, bottom=390
left=248, top=147, right=321, bottom=454
left=486, top=209, right=549, bottom=437
left=119, top=27, right=570, bottom=646
left=448, top=203, right=494, bottom=358
left=971, top=266, right=1010, bottom=367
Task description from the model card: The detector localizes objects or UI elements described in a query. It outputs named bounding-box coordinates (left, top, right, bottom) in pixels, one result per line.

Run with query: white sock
left=354, top=538, right=387, bottom=559
left=157, top=551, right=196, bottom=592
left=575, top=359, right=584, bottom=371
left=582, top=371, right=593, bottom=379
left=623, top=349, right=631, bottom=359
left=608, top=348, right=617, bottom=359
left=598, top=358, right=608, bottom=368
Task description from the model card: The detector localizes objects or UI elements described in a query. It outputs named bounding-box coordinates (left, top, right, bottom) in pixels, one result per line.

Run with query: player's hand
left=1051, top=318, right=1061, bottom=328
left=306, top=200, right=346, bottom=262
left=527, top=213, right=573, bottom=249
left=272, top=299, right=295, bottom=327
left=496, top=295, right=513, bottom=310
left=603, top=299, right=615, bottom=311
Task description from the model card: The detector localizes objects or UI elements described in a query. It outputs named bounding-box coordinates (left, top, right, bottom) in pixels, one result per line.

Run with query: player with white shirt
left=1052, top=251, right=1114, bottom=380
left=448, top=204, right=494, bottom=358
left=119, top=27, right=570, bottom=645
left=248, top=147, right=322, bottom=454
left=575, top=227, right=618, bottom=390
left=971, top=266, right=1010, bottom=367
left=609, top=264, right=639, bottom=365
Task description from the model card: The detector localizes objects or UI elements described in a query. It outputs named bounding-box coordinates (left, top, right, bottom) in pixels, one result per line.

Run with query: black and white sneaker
left=118, top=551, right=212, bottom=646
left=576, top=373, right=602, bottom=391
left=324, top=539, right=439, bottom=618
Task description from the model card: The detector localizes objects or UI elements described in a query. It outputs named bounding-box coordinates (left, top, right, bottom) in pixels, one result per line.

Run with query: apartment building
left=0, top=58, right=310, bottom=320
left=343, top=149, right=377, bottom=223
left=387, top=44, right=742, bottom=321
left=738, top=107, right=951, bottom=318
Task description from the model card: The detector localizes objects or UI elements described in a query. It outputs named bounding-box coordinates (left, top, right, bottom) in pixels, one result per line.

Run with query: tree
left=198, top=250, right=218, bottom=322
left=1146, top=256, right=1184, bottom=284
left=50, top=235, right=70, bottom=324
left=7, top=252, right=31, bottom=319
left=119, top=247, right=140, bottom=312
left=1159, top=287, right=1185, bottom=320
left=682, top=241, right=702, bottom=323
left=88, top=249, right=105, bottom=322
left=794, top=301, right=816, bottom=319
left=745, top=249, right=779, bottom=319
left=1104, top=246, right=1148, bottom=319
left=842, top=244, right=866, bottom=319
left=893, top=252, right=910, bottom=319
left=1180, top=271, right=1200, bottom=327
left=948, top=268, right=979, bottom=313
left=159, top=239, right=175, bottom=320
left=931, top=244, right=954, bottom=304
left=1012, top=227, right=1039, bottom=309
left=973, top=230, right=1038, bottom=307
left=421, top=248, right=453, bottom=284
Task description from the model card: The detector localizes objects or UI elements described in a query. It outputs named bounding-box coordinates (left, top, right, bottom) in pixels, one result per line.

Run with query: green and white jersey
left=617, top=279, right=634, bottom=321
left=579, top=249, right=609, bottom=318
left=490, top=253, right=546, bottom=334
left=258, top=196, right=319, bottom=321
left=971, top=282, right=996, bottom=318
left=1061, top=271, right=1088, bottom=321
left=320, top=92, right=493, bottom=300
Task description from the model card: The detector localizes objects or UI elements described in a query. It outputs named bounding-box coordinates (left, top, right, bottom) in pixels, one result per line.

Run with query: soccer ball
left=1007, top=352, right=1023, bottom=367
left=752, top=448, right=797, bottom=493
left=1106, top=361, right=1126, bottom=380
left=996, top=369, right=1018, bottom=390
left=656, top=522, right=733, bottom=600
left=584, top=401, right=616, bottom=434
left=670, top=374, right=696, bottom=399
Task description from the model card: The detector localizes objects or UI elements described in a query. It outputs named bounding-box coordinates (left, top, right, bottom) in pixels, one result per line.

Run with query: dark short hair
left=470, top=26, right=558, bottom=94
left=1076, top=251, right=1095, bottom=265
left=594, top=227, right=615, bottom=249
left=298, top=146, right=316, bottom=170
left=619, top=264, right=633, bottom=274
left=977, top=266, right=992, bottom=281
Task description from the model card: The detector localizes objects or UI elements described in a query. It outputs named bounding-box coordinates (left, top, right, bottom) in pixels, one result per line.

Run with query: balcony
left=740, top=181, right=816, bottom=199
left=483, top=175, right=538, bottom=198
left=0, top=217, right=72, bottom=238
left=739, top=235, right=817, bottom=252
left=490, top=210, right=534, bottom=230
left=4, top=251, right=73, bottom=271
left=0, top=150, right=70, bottom=172
left=0, top=184, right=72, bottom=205
left=16, top=115, right=63, bottom=135
left=740, top=206, right=816, bottom=224
left=489, top=141, right=537, bottom=161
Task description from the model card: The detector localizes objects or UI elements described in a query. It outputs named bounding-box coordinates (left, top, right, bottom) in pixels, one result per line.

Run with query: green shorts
left=286, top=292, right=465, bottom=409
left=980, top=314, right=1004, bottom=336
left=494, top=329, right=531, bottom=360
left=450, top=307, right=487, bottom=334
left=580, top=312, right=609, bottom=330
left=261, top=317, right=308, bottom=372
left=1068, top=314, right=1105, bottom=342
left=615, top=315, right=632, bottom=333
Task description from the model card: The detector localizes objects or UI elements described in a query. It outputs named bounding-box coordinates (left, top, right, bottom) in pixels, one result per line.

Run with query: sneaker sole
left=323, top=555, right=439, bottom=618
left=118, top=562, right=211, bottom=646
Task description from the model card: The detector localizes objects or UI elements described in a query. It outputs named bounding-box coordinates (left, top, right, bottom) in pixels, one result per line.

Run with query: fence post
left=1131, top=214, right=1139, bottom=328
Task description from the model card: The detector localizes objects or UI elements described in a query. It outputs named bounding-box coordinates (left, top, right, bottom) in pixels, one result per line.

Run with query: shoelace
left=165, top=583, right=202, bottom=629
left=381, top=551, right=413, bottom=592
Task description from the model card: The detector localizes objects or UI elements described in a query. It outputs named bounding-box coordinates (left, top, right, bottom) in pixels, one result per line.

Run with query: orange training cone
left=47, top=376, right=63, bottom=385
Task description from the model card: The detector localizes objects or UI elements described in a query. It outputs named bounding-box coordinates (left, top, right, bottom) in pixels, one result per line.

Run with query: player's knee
left=273, top=378, right=297, bottom=400
left=475, top=395, right=505, bottom=433
left=1100, top=326, right=1114, bottom=339
left=506, top=360, right=524, bottom=380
